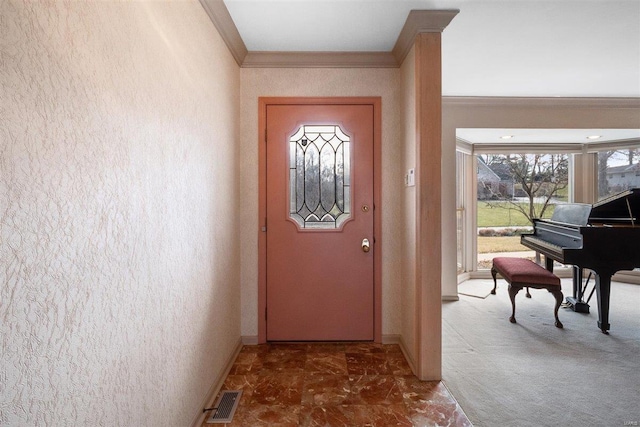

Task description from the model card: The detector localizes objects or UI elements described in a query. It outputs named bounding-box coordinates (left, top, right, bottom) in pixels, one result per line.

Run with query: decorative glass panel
left=289, top=125, right=351, bottom=229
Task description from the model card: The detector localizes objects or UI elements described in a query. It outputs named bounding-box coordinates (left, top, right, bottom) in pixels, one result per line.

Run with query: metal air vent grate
left=206, top=390, right=242, bottom=424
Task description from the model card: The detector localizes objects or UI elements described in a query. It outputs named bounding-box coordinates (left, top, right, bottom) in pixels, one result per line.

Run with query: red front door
left=265, top=103, right=375, bottom=341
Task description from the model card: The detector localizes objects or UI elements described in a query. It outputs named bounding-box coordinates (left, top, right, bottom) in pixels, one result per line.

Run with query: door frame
left=258, top=97, right=382, bottom=343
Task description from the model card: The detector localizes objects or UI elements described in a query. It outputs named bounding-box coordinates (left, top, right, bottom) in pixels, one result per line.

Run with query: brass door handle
left=362, top=238, right=370, bottom=253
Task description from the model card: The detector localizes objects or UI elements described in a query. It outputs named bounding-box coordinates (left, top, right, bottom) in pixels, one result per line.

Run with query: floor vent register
left=205, top=390, right=242, bottom=424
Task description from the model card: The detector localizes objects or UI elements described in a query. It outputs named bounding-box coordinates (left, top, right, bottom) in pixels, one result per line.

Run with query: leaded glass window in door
left=289, top=125, right=351, bottom=229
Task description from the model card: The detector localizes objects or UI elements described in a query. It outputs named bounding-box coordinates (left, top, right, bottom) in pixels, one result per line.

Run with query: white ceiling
left=223, top=0, right=640, bottom=145
left=224, top=0, right=640, bottom=98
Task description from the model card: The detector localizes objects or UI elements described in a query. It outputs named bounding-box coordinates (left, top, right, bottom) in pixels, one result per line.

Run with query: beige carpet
left=444, top=279, right=640, bottom=427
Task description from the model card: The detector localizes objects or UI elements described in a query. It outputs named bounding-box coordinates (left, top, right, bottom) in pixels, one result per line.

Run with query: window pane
left=596, top=147, right=640, bottom=200
left=476, top=153, right=569, bottom=270
left=289, top=125, right=351, bottom=229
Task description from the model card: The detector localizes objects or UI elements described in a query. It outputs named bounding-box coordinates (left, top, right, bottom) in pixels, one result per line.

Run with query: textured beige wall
left=1, top=1, right=240, bottom=425
left=239, top=68, right=404, bottom=338
left=400, top=46, right=417, bottom=367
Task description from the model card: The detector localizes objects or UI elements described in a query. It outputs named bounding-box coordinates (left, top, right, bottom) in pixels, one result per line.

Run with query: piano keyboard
left=520, top=235, right=564, bottom=258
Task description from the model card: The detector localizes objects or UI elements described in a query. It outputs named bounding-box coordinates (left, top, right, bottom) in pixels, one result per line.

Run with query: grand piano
left=520, top=188, right=640, bottom=334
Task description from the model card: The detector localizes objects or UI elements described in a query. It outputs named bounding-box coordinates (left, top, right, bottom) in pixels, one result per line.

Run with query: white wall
left=239, top=68, right=404, bottom=340
left=1, top=2, right=241, bottom=425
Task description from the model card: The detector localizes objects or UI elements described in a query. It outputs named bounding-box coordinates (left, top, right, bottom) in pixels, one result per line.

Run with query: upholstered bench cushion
left=492, top=257, right=560, bottom=287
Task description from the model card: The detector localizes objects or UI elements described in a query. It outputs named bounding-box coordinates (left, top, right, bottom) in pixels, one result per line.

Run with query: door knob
left=362, top=238, right=370, bottom=253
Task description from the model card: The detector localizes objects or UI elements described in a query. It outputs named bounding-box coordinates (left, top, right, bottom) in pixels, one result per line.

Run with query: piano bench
left=491, top=257, right=564, bottom=328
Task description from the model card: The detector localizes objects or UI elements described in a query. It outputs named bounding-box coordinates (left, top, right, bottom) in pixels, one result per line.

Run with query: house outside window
left=597, top=147, right=640, bottom=200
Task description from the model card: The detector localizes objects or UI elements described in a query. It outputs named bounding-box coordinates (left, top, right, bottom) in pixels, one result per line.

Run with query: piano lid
left=590, top=188, right=640, bottom=226
left=549, top=203, right=592, bottom=226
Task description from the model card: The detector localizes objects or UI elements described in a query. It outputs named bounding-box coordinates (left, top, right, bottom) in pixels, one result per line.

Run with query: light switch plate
left=407, top=168, right=415, bottom=187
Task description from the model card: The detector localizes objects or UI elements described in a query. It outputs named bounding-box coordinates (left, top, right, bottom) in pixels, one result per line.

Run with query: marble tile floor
left=204, top=342, right=472, bottom=427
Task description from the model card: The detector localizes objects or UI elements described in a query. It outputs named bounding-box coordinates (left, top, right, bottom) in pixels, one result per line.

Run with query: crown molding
left=472, top=143, right=585, bottom=155
left=392, top=10, right=459, bottom=65
left=465, top=140, right=640, bottom=155
left=200, top=1, right=458, bottom=68
left=200, top=0, right=247, bottom=66
left=443, top=96, right=640, bottom=109
left=242, top=51, right=398, bottom=68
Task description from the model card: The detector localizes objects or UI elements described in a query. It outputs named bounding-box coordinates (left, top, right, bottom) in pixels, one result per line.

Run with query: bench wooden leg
left=492, top=267, right=530, bottom=298
left=549, top=288, right=564, bottom=328
left=508, top=284, right=520, bottom=324
left=509, top=285, right=563, bottom=328
left=491, top=267, right=498, bottom=295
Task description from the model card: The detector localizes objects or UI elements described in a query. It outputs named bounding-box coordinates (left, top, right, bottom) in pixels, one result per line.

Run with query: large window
left=456, top=132, right=639, bottom=281
left=476, top=153, right=569, bottom=270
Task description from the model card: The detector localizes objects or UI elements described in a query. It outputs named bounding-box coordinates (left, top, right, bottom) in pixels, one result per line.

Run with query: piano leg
left=566, top=266, right=589, bottom=313
left=595, top=273, right=612, bottom=334
left=545, top=255, right=554, bottom=272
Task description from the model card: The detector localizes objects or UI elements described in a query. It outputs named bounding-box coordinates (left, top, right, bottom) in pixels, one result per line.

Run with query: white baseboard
left=382, top=334, right=416, bottom=376
left=381, top=334, right=400, bottom=345
left=241, top=335, right=259, bottom=345
left=190, top=337, right=243, bottom=427
left=457, top=272, right=470, bottom=284
left=398, top=335, right=417, bottom=376
left=613, top=271, right=640, bottom=285
left=469, top=267, right=639, bottom=283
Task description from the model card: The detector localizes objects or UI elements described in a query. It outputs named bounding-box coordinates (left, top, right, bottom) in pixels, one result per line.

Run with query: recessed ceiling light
left=586, top=135, right=602, bottom=140
left=500, top=135, right=513, bottom=140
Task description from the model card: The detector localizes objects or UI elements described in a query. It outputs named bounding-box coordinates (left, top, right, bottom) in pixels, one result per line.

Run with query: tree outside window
left=476, top=153, right=569, bottom=269
left=478, top=153, right=568, bottom=225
